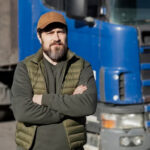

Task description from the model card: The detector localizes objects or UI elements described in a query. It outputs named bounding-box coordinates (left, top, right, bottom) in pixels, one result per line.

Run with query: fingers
left=73, top=85, right=87, bottom=95
left=32, top=94, right=42, bottom=105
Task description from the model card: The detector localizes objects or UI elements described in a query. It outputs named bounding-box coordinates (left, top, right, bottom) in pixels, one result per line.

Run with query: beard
left=42, top=42, right=68, bottom=62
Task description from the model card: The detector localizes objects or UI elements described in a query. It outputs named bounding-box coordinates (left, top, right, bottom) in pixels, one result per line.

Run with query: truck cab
left=17, top=0, right=150, bottom=150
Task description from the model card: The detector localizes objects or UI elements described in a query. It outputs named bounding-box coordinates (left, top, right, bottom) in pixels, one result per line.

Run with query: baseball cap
left=37, top=11, right=67, bottom=31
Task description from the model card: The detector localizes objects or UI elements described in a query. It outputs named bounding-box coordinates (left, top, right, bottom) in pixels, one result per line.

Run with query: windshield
left=108, top=0, right=150, bottom=25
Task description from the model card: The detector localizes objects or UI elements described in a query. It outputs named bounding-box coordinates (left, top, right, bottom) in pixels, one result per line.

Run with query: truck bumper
left=100, top=128, right=150, bottom=150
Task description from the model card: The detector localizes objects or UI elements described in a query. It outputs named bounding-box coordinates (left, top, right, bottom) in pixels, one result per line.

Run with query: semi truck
left=2, top=0, right=150, bottom=149
left=0, top=0, right=17, bottom=120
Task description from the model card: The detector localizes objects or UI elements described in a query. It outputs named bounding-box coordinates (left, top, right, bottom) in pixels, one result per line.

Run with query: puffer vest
left=15, top=49, right=86, bottom=150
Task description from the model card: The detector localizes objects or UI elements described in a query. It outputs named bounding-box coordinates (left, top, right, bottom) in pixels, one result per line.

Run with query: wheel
left=0, top=105, right=14, bottom=121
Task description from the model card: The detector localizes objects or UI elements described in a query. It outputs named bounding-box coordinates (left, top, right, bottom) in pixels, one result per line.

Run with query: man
left=11, top=11, right=97, bottom=150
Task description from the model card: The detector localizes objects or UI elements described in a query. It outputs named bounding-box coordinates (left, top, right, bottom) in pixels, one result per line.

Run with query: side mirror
left=65, top=0, right=99, bottom=19
left=65, top=0, right=87, bottom=19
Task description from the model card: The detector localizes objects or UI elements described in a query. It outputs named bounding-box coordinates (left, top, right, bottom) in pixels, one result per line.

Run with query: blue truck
left=1, top=0, right=150, bottom=149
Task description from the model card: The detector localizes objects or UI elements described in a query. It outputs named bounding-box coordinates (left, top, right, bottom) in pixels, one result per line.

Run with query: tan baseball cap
left=37, top=11, right=67, bottom=30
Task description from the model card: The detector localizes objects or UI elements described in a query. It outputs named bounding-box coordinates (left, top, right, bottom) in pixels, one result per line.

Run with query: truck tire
left=0, top=106, right=14, bottom=121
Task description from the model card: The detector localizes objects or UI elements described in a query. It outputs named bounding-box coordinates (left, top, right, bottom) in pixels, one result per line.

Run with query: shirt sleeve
left=42, top=61, right=97, bottom=117
left=11, top=62, right=64, bottom=125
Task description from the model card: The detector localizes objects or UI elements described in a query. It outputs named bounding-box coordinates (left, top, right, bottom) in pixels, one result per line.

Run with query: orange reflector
left=101, top=116, right=116, bottom=129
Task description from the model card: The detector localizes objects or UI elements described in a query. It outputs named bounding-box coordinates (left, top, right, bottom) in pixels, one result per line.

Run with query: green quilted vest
left=16, top=49, right=86, bottom=150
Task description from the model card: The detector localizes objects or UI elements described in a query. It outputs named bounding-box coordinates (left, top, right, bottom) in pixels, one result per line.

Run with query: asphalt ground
left=0, top=120, right=16, bottom=150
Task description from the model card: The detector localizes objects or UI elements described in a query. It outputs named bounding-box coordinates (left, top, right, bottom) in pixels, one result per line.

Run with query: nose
left=53, top=32, right=60, bottom=42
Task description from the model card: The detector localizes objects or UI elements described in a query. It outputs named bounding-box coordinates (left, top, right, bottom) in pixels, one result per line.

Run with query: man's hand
left=73, top=85, right=87, bottom=95
left=32, top=94, right=42, bottom=105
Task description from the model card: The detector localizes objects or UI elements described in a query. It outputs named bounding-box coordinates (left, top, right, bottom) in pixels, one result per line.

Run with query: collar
left=43, top=52, right=57, bottom=65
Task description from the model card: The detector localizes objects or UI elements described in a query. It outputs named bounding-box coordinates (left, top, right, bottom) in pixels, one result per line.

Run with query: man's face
left=38, top=27, right=67, bottom=62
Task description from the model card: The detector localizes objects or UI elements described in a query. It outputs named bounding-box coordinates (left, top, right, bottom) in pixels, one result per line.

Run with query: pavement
left=0, top=120, right=16, bottom=150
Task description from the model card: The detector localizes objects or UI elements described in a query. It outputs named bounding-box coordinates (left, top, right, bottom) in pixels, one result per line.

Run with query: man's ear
left=37, top=32, right=42, bottom=44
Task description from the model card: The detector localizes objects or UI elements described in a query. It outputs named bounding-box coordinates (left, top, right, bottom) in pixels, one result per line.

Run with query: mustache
left=50, top=41, right=64, bottom=46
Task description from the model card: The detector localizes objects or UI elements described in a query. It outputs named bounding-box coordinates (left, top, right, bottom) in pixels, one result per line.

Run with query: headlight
left=101, top=113, right=144, bottom=129
left=120, top=137, right=131, bottom=146
left=120, top=136, right=143, bottom=147
left=132, top=136, right=143, bottom=146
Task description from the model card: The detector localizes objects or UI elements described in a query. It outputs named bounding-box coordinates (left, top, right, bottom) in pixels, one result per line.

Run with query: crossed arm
left=32, top=85, right=87, bottom=105
left=11, top=62, right=97, bottom=125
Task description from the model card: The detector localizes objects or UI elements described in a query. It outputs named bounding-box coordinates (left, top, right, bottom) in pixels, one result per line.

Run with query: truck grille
left=140, top=47, right=150, bottom=102
left=119, top=73, right=125, bottom=100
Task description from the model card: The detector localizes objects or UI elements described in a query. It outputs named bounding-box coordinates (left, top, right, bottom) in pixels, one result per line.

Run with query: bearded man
left=11, top=12, right=97, bottom=150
